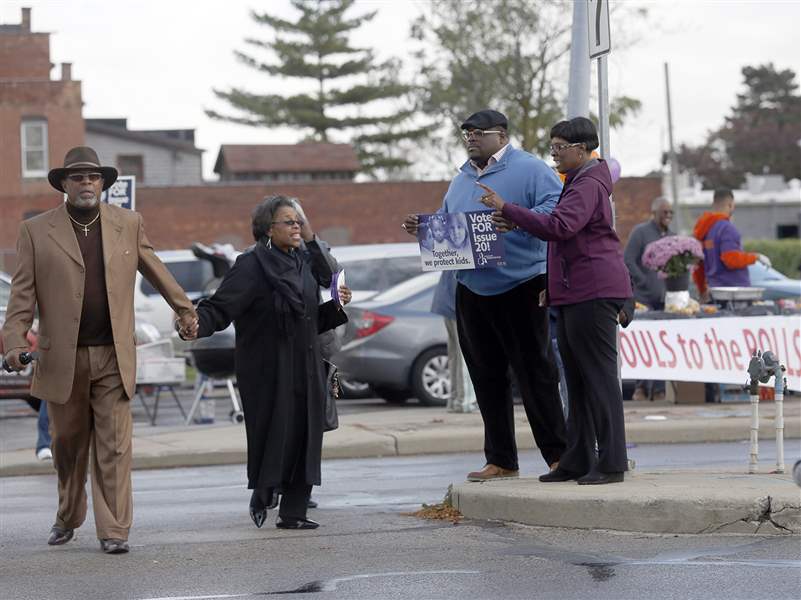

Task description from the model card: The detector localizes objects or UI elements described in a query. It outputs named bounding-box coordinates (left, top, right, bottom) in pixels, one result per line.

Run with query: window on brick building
left=20, top=119, right=48, bottom=178
left=118, top=154, right=144, bottom=182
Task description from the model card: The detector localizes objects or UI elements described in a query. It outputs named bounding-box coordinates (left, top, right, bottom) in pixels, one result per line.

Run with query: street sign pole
left=588, top=0, right=612, bottom=218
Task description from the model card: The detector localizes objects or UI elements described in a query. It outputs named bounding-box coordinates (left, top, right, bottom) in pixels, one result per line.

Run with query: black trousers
left=556, top=299, right=628, bottom=474
left=279, top=483, right=312, bottom=519
left=456, top=276, right=566, bottom=470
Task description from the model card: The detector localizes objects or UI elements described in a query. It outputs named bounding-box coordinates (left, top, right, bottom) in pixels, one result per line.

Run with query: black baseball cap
left=460, top=109, right=508, bottom=130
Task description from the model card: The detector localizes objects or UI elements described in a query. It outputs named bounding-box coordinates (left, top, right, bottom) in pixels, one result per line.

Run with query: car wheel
left=411, top=346, right=449, bottom=407
left=374, top=386, right=409, bottom=405
left=339, top=377, right=374, bottom=399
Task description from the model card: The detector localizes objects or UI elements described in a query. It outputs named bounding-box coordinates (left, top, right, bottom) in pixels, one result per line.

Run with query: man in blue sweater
left=403, top=109, right=566, bottom=481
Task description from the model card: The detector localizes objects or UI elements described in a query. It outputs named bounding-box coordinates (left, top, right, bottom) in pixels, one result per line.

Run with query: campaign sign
left=417, top=211, right=506, bottom=271
left=101, top=175, right=136, bottom=211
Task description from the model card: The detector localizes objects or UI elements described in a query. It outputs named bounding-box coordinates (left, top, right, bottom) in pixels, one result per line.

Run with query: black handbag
left=323, top=360, right=340, bottom=432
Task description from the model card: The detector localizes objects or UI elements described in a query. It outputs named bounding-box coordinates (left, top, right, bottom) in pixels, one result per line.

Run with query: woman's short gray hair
left=251, top=195, right=296, bottom=241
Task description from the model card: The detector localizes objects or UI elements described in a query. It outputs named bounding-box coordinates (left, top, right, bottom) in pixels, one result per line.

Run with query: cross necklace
left=67, top=211, right=100, bottom=236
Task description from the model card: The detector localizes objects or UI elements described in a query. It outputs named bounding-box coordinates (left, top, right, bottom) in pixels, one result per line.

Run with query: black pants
left=279, top=483, right=312, bottom=519
left=556, top=299, right=628, bottom=474
left=456, top=276, right=566, bottom=470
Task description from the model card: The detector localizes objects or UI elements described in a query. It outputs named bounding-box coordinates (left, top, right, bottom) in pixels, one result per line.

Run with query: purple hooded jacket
left=501, top=159, right=632, bottom=306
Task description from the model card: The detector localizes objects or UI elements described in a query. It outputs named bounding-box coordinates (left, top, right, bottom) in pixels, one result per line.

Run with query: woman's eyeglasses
left=272, top=219, right=305, bottom=228
left=549, top=143, right=583, bottom=153
left=66, top=172, right=103, bottom=183
left=461, top=129, right=505, bottom=142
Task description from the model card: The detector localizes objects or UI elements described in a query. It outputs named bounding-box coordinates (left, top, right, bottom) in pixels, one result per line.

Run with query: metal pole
left=664, top=62, right=682, bottom=233
left=775, top=375, right=785, bottom=474
left=748, top=373, right=759, bottom=474
left=598, top=53, right=614, bottom=232
left=567, top=0, right=591, bottom=118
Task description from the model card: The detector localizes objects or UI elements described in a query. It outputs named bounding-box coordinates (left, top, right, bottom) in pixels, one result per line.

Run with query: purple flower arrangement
left=642, top=235, right=704, bottom=279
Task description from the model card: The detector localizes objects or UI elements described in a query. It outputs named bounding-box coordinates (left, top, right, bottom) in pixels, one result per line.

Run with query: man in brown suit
left=2, top=146, right=198, bottom=554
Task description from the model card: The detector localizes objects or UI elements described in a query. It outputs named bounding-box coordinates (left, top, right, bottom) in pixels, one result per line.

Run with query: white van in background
left=134, top=250, right=214, bottom=338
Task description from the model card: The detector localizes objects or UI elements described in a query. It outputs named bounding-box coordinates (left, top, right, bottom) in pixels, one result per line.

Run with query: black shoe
left=307, top=498, right=318, bottom=509
left=276, top=516, right=319, bottom=530
left=47, top=525, right=74, bottom=546
left=539, top=467, right=580, bottom=482
left=99, top=538, right=129, bottom=554
left=577, top=471, right=624, bottom=485
left=250, top=488, right=281, bottom=528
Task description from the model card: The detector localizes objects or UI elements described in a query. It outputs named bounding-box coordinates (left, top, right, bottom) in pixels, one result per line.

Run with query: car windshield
left=371, top=272, right=440, bottom=305
left=141, top=260, right=214, bottom=295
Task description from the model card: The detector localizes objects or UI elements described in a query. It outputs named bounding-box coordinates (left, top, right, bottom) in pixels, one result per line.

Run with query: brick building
left=0, top=7, right=84, bottom=199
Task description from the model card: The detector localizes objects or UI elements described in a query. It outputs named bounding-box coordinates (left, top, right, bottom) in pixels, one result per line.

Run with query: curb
left=451, top=471, right=801, bottom=535
left=2, top=417, right=798, bottom=478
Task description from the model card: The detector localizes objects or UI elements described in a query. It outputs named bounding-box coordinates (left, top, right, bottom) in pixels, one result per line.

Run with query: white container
left=136, top=358, right=186, bottom=384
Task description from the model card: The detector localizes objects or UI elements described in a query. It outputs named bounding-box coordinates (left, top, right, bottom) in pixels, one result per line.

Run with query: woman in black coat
left=194, top=195, right=350, bottom=529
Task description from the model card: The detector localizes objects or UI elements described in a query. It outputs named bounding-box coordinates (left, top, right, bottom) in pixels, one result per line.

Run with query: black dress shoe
left=99, top=538, right=129, bottom=554
left=307, top=498, right=318, bottom=509
left=47, top=525, right=74, bottom=546
left=276, top=516, right=319, bottom=530
left=577, top=470, right=624, bottom=485
left=250, top=488, right=281, bottom=528
left=538, top=467, right=580, bottom=482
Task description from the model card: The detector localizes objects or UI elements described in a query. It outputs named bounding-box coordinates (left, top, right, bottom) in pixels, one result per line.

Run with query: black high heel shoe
left=249, top=488, right=280, bottom=528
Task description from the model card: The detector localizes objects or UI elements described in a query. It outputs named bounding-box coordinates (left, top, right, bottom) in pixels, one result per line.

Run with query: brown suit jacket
left=1, top=202, right=195, bottom=404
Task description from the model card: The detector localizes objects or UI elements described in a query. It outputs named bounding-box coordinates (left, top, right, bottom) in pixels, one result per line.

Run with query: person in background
left=624, top=196, right=674, bottom=402
left=692, top=188, right=772, bottom=299
left=431, top=271, right=477, bottom=414
left=35, top=401, right=52, bottom=461
left=193, top=195, right=350, bottom=530
left=480, top=116, right=633, bottom=485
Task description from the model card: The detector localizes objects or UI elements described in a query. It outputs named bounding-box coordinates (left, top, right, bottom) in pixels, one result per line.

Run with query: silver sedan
left=333, top=272, right=449, bottom=406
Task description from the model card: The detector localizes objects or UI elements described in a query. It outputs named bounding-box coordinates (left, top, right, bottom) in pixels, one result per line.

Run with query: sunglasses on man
left=66, top=172, right=103, bottom=183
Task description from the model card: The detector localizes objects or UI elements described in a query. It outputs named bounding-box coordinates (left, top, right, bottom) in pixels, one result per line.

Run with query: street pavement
left=1, top=393, right=800, bottom=539
left=1, top=447, right=800, bottom=600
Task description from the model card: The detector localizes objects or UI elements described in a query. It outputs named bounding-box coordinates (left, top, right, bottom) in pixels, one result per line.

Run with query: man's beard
left=70, top=194, right=100, bottom=209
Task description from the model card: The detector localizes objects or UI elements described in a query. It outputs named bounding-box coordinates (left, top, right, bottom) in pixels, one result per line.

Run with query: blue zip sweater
left=441, top=145, right=562, bottom=295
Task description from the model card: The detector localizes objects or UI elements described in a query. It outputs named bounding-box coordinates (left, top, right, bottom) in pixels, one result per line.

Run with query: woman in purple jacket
left=479, top=117, right=632, bottom=485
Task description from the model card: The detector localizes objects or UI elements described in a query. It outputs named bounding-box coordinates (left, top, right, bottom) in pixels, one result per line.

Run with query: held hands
left=175, top=312, right=199, bottom=341
left=339, top=285, right=352, bottom=306
left=401, top=214, right=419, bottom=236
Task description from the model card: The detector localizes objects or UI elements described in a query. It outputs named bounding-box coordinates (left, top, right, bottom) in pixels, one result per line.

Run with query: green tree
left=410, top=0, right=643, bottom=158
left=677, top=64, right=801, bottom=189
left=206, top=0, right=429, bottom=176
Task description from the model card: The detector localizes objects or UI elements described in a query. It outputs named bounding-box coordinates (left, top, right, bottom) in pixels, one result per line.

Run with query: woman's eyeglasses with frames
left=271, top=219, right=305, bottom=228
left=549, top=143, right=583, bottom=153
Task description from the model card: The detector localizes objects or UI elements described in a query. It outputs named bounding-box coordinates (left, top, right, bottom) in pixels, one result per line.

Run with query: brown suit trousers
left=48, top=345, right=132, bottom=540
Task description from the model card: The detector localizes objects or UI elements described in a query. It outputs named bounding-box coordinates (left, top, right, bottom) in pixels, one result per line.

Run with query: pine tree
left=206, top=0, right=428, bottom=176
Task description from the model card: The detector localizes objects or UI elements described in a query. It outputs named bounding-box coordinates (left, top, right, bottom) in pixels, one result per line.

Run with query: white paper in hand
left=330, top=270, right=346, bottom=305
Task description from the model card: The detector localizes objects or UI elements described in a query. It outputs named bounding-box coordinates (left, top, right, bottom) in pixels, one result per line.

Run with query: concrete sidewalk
left=2, top=398, right=799, bottom=477
left=452, top=470, right=801, bottom=535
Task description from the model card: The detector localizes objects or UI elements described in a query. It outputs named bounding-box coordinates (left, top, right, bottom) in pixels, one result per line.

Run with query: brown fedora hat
left=47, top=146, right=118, bottom=193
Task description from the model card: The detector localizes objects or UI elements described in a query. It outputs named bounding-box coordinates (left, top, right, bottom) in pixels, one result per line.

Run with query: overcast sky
left=2, top=0, right=799, bottom=181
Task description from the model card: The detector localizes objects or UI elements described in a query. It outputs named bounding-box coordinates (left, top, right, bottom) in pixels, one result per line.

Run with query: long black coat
left=195, top=239, right=346, bottom=489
